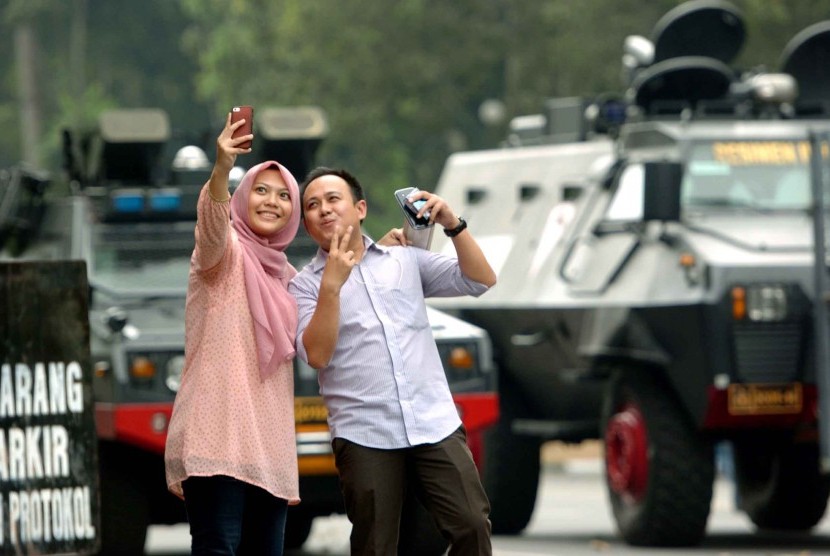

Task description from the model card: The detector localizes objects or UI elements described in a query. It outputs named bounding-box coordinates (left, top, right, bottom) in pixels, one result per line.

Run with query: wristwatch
left=443, top=216, right=468, bottom=238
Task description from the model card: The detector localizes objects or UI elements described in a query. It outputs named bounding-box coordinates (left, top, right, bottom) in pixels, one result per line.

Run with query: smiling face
left=302, top=174, right=366, bottom=250
left=247, top=169, right=294, bottom=236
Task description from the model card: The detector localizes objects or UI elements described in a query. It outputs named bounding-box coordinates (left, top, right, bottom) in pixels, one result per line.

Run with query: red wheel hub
left=605, top=402, right=649, bottom=502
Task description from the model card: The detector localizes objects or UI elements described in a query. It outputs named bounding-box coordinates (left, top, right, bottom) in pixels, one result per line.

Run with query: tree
left=3, top=0, right=830, bottom=225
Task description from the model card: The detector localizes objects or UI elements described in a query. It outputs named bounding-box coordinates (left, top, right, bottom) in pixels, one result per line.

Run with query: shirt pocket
left=382, top=284, right=430, bottom=331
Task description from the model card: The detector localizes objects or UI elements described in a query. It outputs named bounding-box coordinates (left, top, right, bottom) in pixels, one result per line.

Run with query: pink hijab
left=230, top=161, right=301, bottom=380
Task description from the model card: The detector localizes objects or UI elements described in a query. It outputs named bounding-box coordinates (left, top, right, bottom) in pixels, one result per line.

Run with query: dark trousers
left=182, top=475, right=288, bottom=556
left=333, top=426, right=492, bottom=556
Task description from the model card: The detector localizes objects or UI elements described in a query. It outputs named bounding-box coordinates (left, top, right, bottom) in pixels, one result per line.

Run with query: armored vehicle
left=0, top=106, right=498, bottom=554
left=429, top=0, right=830, bottom=547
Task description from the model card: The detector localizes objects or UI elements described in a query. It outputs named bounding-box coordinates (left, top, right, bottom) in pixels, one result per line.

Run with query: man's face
left=247, top=169, right=293, bottom=236
left=302, top=174, right=366, bottom=249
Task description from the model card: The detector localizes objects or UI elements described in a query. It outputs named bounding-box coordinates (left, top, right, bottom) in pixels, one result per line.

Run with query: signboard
left=712, top=140, right=830, bottom=165
left=727, top=383, right=803, bottom=415
left=0, top=262, right=99, bottom=555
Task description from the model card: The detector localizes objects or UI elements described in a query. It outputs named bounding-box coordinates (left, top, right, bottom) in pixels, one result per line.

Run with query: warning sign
left=0, top=262, right=99, bottom=555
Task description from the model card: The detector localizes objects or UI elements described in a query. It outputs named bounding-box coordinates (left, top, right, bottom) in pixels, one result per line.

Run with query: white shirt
left=289, top=235, right=489, bottom=448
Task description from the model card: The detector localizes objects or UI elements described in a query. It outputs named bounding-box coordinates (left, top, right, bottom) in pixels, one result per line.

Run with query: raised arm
left=407, top=190, right=496, bottom=287
left=208, top=112, right=253, bottom=202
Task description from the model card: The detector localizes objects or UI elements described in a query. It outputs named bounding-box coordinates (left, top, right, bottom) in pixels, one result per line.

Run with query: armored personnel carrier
left=0, top=106, right=498, bottom=554
left=429, top=0, right=830, bottom=546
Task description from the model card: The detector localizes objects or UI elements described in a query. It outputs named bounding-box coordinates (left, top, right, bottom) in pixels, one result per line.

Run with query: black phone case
left=394, top=187, right=432, bottom=229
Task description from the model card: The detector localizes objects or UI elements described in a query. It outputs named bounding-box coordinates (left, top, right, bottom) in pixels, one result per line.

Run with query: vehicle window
left=91, top=223, right=193, bottom=293
left=683, top=141, right=811, bottom=210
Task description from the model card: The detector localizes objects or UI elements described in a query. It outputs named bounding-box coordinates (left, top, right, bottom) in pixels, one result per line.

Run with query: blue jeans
left=182, top=475, right=288, bottom=556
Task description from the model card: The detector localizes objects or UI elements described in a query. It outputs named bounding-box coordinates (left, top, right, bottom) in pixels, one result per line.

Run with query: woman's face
left=247, top=169, right=294, bottom=236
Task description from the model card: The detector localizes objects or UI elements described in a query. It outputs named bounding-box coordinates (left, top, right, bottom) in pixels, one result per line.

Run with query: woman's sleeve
left=192, top=182, right=232, bottom=272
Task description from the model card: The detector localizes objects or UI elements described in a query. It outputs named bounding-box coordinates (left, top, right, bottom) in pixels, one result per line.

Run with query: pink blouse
left=165, top=185, right=299, bottom=504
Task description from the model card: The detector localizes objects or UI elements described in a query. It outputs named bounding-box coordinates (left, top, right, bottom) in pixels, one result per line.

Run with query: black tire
left=733, top=438, right=830, bottom=530
left=284, top=509, right=314, bottom=549
left=98, top=444, right=150, bottom=555
left=602, top=368, right=714, bottom=547
left=482, top=384, right=541, bottom=535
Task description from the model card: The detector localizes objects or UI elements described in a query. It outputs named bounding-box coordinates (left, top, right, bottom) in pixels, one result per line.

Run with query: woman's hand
left=215, top=112, right=253, bottom=174
left=207, top=113, right=253, bottom=201
left=377, top=227, right=407, bottom=247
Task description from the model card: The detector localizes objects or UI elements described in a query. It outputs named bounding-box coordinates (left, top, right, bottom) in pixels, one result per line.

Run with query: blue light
left=150, top=191, right=182, bottom=212
left=601, top=99, right=628, bottom=125
left=112, top=193, right=144, bottom=213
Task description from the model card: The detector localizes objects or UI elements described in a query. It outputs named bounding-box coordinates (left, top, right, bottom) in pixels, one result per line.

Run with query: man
left=289, top=167, right=496, bottom=555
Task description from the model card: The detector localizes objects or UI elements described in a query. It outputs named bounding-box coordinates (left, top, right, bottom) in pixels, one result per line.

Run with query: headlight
left=437, top=341, right=492, bottom=393
left=732, top=285, right=788, bottom=322
left=165, top=355, right=185, bottom=392
left=130, top=356, right=156, bottom=379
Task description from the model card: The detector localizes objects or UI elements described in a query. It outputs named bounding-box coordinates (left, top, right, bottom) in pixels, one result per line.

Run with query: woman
left=165, top=112, right=301, bottom=555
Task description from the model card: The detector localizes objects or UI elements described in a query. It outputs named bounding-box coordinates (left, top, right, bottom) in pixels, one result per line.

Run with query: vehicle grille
left=733, top=322, right=803, bottom=383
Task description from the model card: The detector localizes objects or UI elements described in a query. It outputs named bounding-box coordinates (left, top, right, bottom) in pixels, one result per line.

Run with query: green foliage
left=737, top=0, right=830, bottom=70
left=3, top=0, right=830, bottom=235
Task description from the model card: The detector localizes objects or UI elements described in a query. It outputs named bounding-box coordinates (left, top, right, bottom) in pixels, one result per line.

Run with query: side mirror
left=105, top=306, right=128, bottom=334
left=643, top=161, right=682, bottom=221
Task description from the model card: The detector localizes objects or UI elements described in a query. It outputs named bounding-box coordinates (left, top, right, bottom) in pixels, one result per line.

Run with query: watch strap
left=443, top=216, right=468, bottom=238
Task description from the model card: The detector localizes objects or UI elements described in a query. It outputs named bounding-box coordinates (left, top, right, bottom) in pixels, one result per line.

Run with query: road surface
left=146, top=443, right=830, bottom=555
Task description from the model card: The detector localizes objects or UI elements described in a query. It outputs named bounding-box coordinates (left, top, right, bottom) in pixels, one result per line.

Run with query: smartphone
left=403, top=218, right=435, bottom=249
left=230, top=105, right=254, bottom=149
left=405, top=195, right=429, bottom=217
left=394, top=187, right=432, bottom=229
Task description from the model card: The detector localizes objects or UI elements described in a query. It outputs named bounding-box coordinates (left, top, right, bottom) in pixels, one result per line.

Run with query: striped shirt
left=289, top=235, right=489, bottom=448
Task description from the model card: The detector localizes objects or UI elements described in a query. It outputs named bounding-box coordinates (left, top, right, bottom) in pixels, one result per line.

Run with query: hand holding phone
left=394, top=187, right=432, bottom=229
left=406, top=195, right=430, bottom=219
left=230, top=105, right=254, bottom=149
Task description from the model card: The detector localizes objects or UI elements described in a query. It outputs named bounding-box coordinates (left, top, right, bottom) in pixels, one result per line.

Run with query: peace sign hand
left=321, top=225, right=357, bottom=294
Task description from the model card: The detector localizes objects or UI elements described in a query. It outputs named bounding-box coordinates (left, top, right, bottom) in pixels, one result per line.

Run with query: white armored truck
left=429, top=0, right=830, bottom=546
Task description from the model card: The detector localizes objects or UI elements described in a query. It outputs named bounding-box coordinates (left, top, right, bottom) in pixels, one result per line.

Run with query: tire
left=602, top=368, right=714, bottom=547
left=284, top=509, right=314, bottom=549
left=482, top=422, right=540, bottom=534
left=733, top=438, right=830, bottom=530
left=98, top=444, right=150, bottom=555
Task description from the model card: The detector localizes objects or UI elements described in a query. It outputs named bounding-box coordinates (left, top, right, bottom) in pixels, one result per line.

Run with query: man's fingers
left=329, top=226, right=341, bottom=253
left=341, top=225, right=353, bottom=248
left=328, top=226, right=356, bottom=268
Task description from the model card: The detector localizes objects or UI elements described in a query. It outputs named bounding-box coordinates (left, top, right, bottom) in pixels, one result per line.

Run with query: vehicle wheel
left=397, top=493, right=448, bottom=556
left=482, top=421, right=540, bottom=534
left=98, top=445, right=150, bottom=555
left=733, top=438, right=830, bottom=530
left=284, top=509, right=314, bottom=549
left=602, top=368, right=714, bottom=547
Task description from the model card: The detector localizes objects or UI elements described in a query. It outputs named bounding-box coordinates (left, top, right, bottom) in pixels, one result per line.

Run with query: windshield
left=682, top=140, right=813, bottom=211
left=90, top=222, right=194, bottom=295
